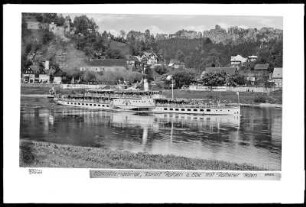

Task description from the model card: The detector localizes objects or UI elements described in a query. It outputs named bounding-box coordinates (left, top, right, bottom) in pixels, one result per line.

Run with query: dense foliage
left=21, top=13, right=283, bottom=88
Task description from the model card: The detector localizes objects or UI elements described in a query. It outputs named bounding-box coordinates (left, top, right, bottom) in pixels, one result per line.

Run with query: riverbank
left=162, top=89, right=282, bottom=105
left=20, top=139, right=266, bottom=170
left=21, top=85, right=282, bottom=105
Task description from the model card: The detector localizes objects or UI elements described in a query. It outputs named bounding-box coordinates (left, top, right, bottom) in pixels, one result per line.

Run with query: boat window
left=164, top=108, right=168, bottom=110
left=94, top=104, right=96, bottom=106
left=207, top=109, right=211, bottom=112
left=187, top=109, right=191, bottom=111
left=107, top=105, right=109, bottom=107
left=170, top=108, right=173, bottom=111
left=175, top=109, right=179, bottom=111
left=78, top=103, right=80, bottom=105
left=90, top=104, right=92, bottom=106
left=102, top=105, right=105, bottom=107
left=228, top=110, right=230, bottom=112
left=82, top=103, right=84, bottom=105
left=86, top=104, right=88, bottom=106
left=193, top=109, right=197, bottom=111
left=200, top=109, right=204, bottom=112
left=181, top=109, right=185, bottom=111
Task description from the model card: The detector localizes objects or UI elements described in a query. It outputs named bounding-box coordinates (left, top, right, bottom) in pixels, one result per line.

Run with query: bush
left=254, top=95, right=267, bottom=103
left=154, top=65, right=168, bottom=75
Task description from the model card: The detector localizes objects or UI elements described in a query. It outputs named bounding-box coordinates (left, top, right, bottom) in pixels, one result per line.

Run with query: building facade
left=270, top=67, right=282, bottom=87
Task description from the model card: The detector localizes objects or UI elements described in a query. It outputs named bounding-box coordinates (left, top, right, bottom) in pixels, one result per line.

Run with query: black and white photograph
left=3, top=4, right=304, bottom=204
left=19, top=12, right=283, bottom=171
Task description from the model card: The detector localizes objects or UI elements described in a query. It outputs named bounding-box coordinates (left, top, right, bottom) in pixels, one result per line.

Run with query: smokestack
left=45, top=61, right=49, bottom=70
left=143, top=78, right=149, bottom=91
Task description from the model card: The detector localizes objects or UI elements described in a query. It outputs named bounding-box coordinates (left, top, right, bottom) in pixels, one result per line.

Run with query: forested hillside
left=22, top=13, right=282, bottom=77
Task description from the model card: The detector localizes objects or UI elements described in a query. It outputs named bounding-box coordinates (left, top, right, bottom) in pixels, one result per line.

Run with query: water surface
left=20, top=96, right=282, bottom=170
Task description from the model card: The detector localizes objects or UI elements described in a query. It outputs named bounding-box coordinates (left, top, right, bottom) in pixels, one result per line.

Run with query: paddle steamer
left=52, top=88, right=240, bottom=115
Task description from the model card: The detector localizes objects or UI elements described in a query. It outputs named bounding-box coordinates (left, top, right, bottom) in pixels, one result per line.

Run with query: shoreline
left=20, top=139, right=270, bottom=171
left=21, top=86, right=282, bottom=106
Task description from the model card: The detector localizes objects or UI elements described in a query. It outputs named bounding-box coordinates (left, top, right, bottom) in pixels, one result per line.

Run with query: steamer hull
left=152, top=106, right=240, bottom=115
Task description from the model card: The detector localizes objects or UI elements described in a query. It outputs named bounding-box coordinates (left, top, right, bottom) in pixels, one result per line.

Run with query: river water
left=20, top=96, right=282, bottom=170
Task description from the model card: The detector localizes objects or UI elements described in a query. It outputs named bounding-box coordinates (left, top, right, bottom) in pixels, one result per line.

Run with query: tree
left=105, top=49, right=124, bottom=59
left=42, top=30, right=55, bottom=45
left=172, top=71, right=196, bottom=88
left=175, top=49, right=185, bottom=63
left=201, top=72, right=227, bottom=88
left=81, top=71, right=97, bottom=83
left=73, top=15, right=98, bottom=36
left=227, top=74, right=246, bottom=86
left=120, top=30, right=126, bottom=39
left=154, top=65, right=168, bottom=75
left=55, top=14, right=65, bottom=26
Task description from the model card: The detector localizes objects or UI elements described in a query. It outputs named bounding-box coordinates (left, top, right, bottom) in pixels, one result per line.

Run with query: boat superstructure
left=52, top=88, right=240, bottom=115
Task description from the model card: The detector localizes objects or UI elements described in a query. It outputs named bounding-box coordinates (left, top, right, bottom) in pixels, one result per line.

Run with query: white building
left=271, top=67, right=282, bottom=87
left=230, top=55, right=247, bottom=67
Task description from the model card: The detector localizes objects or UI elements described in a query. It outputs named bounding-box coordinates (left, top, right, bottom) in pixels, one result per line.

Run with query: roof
left=272, top=67, right=282, bottom=78
left=142, top=52, right=157, bottom=57
left=204, top=67, right=237, bottom=75
left=23, top=68, right=35, bottom=74
left=38, top=69, right=47, bottom=74
left=86, top=59, right=127, bottom=67
left=231, top=55, right=247, bottom=62
left=254, top=63, right=269, bottom=70
left=53, top=69, right=65, bottom=77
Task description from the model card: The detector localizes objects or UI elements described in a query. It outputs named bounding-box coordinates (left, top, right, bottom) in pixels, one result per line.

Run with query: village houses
left=80, top=59, right=127, bottom=73
left=247, top=55, right=258, bottom=62
left=22, top=68, right=36, bottom=83
left=230, top=55, right=248, bottom=67
left=270, top=67, right=282, bottom=88
left=230, top=54, right=258, bottom=68
left=141, top=52, right=158, bottom=66
left=239, top=63, right=271, bottom=86
left=52, top=69, right=65, bottom=84
left=168, top=59, right=186, bottom=69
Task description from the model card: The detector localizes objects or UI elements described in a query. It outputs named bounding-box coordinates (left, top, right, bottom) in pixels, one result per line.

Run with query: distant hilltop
left=129, top=25, right=283, bottom=45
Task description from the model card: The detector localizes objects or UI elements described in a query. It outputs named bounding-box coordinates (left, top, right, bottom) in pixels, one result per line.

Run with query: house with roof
left=247, top=55, right=258, bottom=62
left=38, top=70, right=50, bottom=83
left=24, top=15, right=41, bottom=30
left=239, top=63, right=271, bottom=86
left=168, top=59, right=185, bottom=69
left=270, top=67, right=282, bottom=87
left=230, top=55, right=248, bottom=67
left=254, top=63, right=271, bottom=78
left=126, top=56, right=141, bottom=71
left=80, top=59, right=127, bottom=73
left=53, top=69, right=65, bottom=84
left=201, top=66, right=237, bottom=78
left=141, top=52, right=158, bottom=66
left=22, top=68, right=36, bottom=83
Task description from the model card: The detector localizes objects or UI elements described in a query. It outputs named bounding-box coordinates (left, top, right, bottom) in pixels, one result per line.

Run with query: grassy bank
left=20, top=139, right=266, bottom=170
left=21, top=86, right=282, bottom=105
left=162, top=89, right=282, bottom=104
left=21, top=85, right=86, bottom=95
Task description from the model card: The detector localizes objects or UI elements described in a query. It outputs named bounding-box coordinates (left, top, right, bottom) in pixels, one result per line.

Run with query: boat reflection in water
left=20, top=104, right=281, bottom=170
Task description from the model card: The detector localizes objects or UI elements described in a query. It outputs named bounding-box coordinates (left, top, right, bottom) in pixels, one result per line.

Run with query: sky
left=62, top=13, right=283, bottom=36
